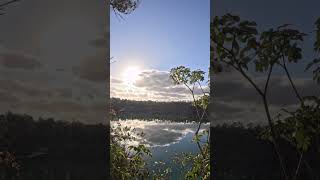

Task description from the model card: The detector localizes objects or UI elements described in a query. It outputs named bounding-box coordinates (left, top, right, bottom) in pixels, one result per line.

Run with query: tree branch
left=0, top=0, right=20, bottom=8
left=281, top=57, right=303, bottom=103
left=264, top=65, right=274, bottom=95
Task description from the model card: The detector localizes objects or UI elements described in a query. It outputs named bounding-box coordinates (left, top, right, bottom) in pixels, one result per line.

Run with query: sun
left=122, top=66, right=141, bottom=85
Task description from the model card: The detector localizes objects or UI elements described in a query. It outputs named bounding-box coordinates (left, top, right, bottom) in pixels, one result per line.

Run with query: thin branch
left=0, top=0, right=20, bottom=8
left=237, top=64, right=264, bottom=97
left=111, top=6, right=125, bottom=21
left=196, top=141, right=205, bottom=158
left=264, top=65, right=274, bottom=95
left=183, top=81, right=207, bottom=158
left=281, top=57, right=303, bottom=103
left=293, top=152, right=303, bottom=180
left=217, top=43, right=289, bottom=180
left=261, top=91, right=289, bottom=180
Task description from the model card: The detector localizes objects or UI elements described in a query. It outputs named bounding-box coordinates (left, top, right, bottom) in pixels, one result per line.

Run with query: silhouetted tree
left=212, top=14, right=320, bottom=180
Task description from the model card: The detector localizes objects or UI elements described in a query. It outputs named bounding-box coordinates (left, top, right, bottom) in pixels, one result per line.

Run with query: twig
left=0, top=0, right=20, bottom=8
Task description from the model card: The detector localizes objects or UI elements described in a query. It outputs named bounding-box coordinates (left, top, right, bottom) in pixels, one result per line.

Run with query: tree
left=211, top=13, right=320, bottom=179
left=110, top=123, right=151, bottom=179
left=170, top=66, right=210, bottom=179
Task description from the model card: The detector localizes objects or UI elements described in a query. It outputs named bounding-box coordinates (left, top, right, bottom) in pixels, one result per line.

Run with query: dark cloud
left=26, top=100, right=89, bottom=113
left=0, top=90, right=19, bottom=103
left=56, top=88, right=73, bottom=98
left=0, top=53, right=42, bottom=70
left=89, top=33, right=108, bottom=48
left=0, top=79, right=52, bottom=98
left=211, top=0, right=320, bottom=125
left=72, top=51, right=108, bottom=82
left=214, top=70, right=319, bottom=106
left=0, top=0, right=108, bottom=124
left=210, top=69, right=320, bottom=125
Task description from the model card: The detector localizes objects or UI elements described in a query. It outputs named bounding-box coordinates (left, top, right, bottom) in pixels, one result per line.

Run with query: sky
left=210, top=0, right=320, bottom=125
left=110, top=0, right=210, bottom=101
left=0, top=0, right=108, bottom=123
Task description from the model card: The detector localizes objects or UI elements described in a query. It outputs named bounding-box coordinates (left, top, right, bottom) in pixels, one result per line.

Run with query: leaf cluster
left=110, top=123, right=151, bottom=179
left=212, top=14, right=305, bottom=74
left=262, top=96, right=320, bottom=152
left=174, top=130, right=210, bottom=180
left=110, top=0, right=140, bottom=15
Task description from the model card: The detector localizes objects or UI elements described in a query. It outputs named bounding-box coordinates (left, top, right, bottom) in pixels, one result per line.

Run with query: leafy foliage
left=262, top=96, right=320, bottom=152
left=110, top=112, right=172, bottom=179
left=212, top=14, right=258, bottom=71
left=110, top=0, right=140, bottom=15
left=193, top=94, right=210, bottom=112
left=174, top=129, right=210, bottom=179
left=110, top=123, right=151, bottom=179
left=212, top=13, right=305, bottom=74
left=170, top=66, right=205, bottom=86
left=170, top=66, right=210, bottom=179
left=212, top=13, right=320, bottom=180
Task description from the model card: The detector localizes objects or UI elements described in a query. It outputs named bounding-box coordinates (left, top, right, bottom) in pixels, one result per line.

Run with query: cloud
left=89, top=33, right=108, bottom=48
left=0, top=79, right=53, bottom=98
left=134, top=70, right=174, bottom=88
left=72, top=50, right=108, bottom=82
left=111, top=77, right=123, bottom=84
left=0, top=90, right=19, bottom=103
left=0, top=76, right=107, bottom=124
left=111, top=69, right=208, bottom=101
left=214, top=70, right=319, bottom=106
left=112, top=120, right=209, bottom=147
left=0, top=52, right=42, bottom=70
left=0, top=0, right=109, bottom=124
left=56, top=88, right=73, bottom=98
left=210, top=68, right=320, bottom=125
left=25, top=100, right=89, bottom=113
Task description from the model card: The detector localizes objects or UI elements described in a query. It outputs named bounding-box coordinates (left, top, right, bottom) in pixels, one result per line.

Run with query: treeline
left=212, top=123, right=319, bottom=179
left=1, top=112, right=317, bottom=179
left=0, top=112, right=108, bottom=180
left=111, top=97, right=208, bottom=122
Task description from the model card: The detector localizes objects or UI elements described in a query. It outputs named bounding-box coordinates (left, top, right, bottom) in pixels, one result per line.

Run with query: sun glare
left=122, top=66, right=141, bottom=85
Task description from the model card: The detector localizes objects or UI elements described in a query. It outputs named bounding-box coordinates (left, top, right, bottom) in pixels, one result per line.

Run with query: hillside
left=110, top=98, right=207, bottom=122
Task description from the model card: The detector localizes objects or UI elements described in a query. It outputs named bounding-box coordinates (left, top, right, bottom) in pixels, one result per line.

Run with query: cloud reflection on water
left=111, top=119, right=209, bottom=147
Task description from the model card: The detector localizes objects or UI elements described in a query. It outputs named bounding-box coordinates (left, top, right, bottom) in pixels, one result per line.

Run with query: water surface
left=111, top=119, right=209, bottom=178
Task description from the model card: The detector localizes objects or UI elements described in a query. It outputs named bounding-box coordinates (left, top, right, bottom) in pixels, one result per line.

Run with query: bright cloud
left=111, top=69, right=209, bottom=101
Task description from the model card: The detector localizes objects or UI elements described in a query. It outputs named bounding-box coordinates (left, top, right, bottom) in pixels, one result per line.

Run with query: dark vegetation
left=212, top=124, right=319, bottom=180
left=0, top=112, right=108, bottom=180
left=212, top=14, right=320, bottom=179
left=111, top=97, right=209, bottom=122
left=1, top=111, right=319, bottom=179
